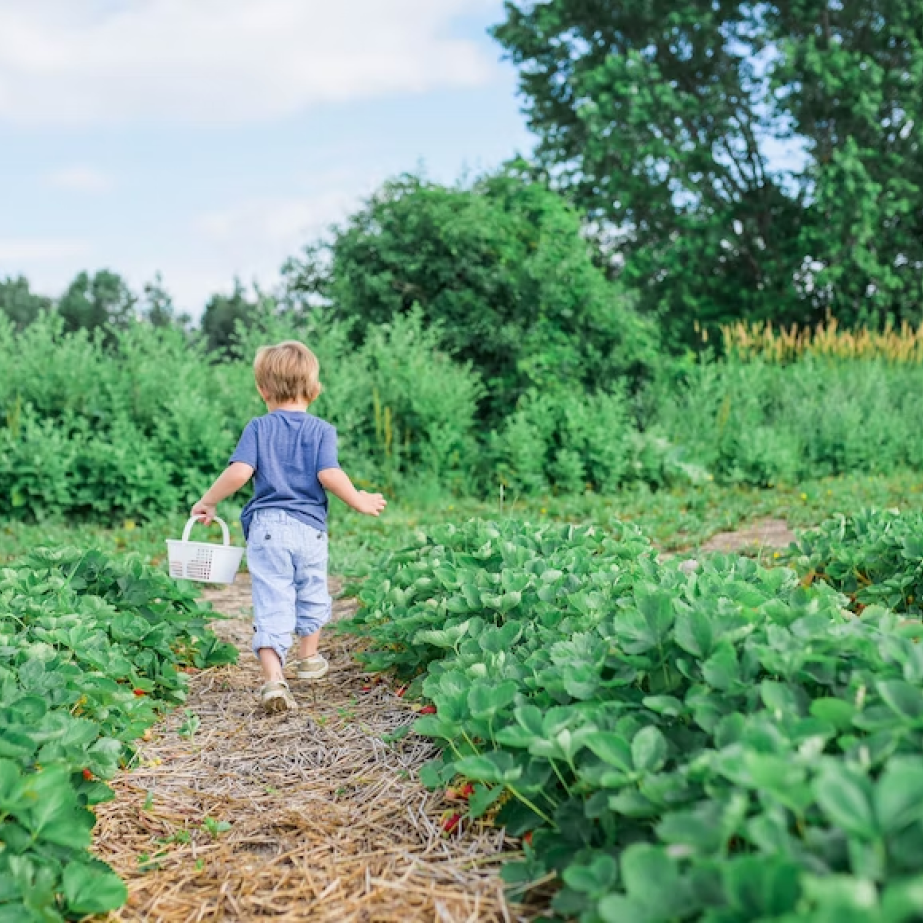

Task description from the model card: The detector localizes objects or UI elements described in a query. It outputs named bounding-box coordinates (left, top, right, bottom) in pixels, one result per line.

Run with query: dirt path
left=698, top=518, right=796, bottom=555
left=96, top=577, right=530, bottom=923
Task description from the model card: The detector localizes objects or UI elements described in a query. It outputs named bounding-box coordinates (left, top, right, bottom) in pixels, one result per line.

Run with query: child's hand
left=191, top=500, right=217, bottom=525
left=354, top=491, right=387, bottom=516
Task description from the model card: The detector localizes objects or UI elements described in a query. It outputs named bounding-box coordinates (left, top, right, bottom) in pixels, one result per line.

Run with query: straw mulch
left=94, top=577, right=543, bottom=923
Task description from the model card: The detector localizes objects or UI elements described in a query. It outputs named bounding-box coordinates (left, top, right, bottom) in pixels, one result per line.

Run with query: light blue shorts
left=246, top=510, right=332, bottom=665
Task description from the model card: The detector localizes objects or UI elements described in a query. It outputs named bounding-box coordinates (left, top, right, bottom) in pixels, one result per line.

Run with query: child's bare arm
left=318, top=468, right=387, bottom=516
left=191, top=462, right=255, bottom=524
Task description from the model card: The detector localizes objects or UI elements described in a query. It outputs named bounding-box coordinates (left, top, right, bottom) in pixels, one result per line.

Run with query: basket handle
left=182, top=516, right=231, bottom=546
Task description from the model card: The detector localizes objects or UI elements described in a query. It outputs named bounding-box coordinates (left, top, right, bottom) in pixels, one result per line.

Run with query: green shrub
left=652, top=357, right=923, bottom=486
left=0, top=311, right=482, bottom=520
left=790, top=509, right=923, bottom=617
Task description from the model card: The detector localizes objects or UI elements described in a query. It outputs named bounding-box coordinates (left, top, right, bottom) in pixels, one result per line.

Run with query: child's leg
left=293, top=528, right=332, bottom=664
left=297, top=631, right=321, bottom=659
left=247, top=517, right=298, bottom=683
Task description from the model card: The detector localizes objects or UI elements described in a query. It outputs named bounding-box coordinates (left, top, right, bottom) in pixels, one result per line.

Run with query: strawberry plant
left=790, top=509, right=923, bottom=616
left=0, top=547, right=237, bottom=921
left=344, top=517, right=923, bottom=922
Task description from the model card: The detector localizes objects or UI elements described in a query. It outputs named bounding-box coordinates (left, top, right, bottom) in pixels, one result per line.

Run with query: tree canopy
left=283, top=169, right=658, bottom=421
left=493, top=0, right=923, bottom=341
left=0, top=276, right=52, bottom=330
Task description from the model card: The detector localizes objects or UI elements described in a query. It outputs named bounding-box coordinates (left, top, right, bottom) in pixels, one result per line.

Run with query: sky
left=0, top=0, right=534, bottom=314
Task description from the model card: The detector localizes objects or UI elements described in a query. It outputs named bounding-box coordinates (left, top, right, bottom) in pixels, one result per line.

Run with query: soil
left=699, top=518, right=796, bottom=554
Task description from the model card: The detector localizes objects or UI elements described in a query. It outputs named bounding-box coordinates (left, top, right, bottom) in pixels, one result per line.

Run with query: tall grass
left=652, top=355, right=923, bottom=485
left=722, top=316, right=923, bottom=363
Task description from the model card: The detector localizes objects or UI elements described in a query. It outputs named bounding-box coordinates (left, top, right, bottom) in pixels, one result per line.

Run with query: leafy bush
left=344, top=518, right=923, bottom=922
left=0, top=311, right=482, bottom=519
left=282, top=169, right=658, bottom=424
left=0, top=547, right=236, bottom=920
left=652, top=357, right=923, bottom=486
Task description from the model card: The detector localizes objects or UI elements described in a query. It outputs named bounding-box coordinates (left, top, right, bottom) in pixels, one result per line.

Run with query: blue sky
left=0, top=1, right=534, bottom=313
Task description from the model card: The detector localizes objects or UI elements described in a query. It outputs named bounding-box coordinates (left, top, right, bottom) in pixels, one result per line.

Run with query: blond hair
left=253, top=341, right=322, bottom=404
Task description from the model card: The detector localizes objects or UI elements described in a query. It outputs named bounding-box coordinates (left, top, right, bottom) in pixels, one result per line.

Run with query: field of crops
left=0, top=547, right=236, bottom=920
left=4, top=488, right=923, bottom=921
left=344, top=510, right=923, bottom=922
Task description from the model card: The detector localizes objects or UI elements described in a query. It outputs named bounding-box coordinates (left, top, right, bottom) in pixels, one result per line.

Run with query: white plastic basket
left=166, top=516, right=244, bottom=584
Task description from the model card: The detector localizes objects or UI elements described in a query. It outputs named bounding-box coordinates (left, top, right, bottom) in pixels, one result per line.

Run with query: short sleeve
left=317, top=425, right=340, bottom=472
left=230, top=420, right=258, bottom=468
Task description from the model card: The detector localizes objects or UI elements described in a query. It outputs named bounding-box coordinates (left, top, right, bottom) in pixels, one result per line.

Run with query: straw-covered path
left=95, top=576, right=535, bottom=923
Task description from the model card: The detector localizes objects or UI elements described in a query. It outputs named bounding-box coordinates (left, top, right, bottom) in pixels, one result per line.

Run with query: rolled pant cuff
left=252, top=631, right=291, bottom=666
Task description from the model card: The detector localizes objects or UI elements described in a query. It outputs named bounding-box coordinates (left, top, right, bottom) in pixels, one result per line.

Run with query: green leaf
left=562, top=854, right=618, bottom=895
left=877, top=679, right=923, bottom=722
left=585, top=732, right=633, bottom=772
left=810, top=698, right=856, bottom=731
left=631, top=726, right=667, bottom=773
left=62, top=863, right=128, bottom=915
left=813, top=765, right=877, bottom=840
left=722, top=856, right=800, bottom=916
left=674, top=609, right=716, bottom=659
left=873, top=758, right=923, bottom=835
left=468, top=783, right=504, bottom=818
left=454, top=752, right=522, bottom=784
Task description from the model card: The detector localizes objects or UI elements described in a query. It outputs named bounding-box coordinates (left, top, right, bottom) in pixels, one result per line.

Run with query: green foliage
left=139, top=274, right=190, bottom=331
left=765, top=1, right=923, bottom=325
left=0, top=311, right=481, bottom=520
left=650, top=356, right=923, bottom=485
left=0, top=276, right=51, bottom=330
left=493, top=1, right=923, bottom=342
left=200, top=281, right=262, bottom=354
left=56, top=270, right=137, bottom=334
left=283, top=169, right=658, bottom=422
left=344, top=516, right=923, bottom=921
left=791, top=509, right=923, bottom=616
left=494, top=386, right=705, bottom=494
left=0, top=546, right=236, bottom=920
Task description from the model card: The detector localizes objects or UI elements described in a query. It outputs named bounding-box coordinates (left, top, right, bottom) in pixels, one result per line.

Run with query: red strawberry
left=82, top=769, right=93, bottom=781
left=459, top=783, right=474, bottom=799
left=133, top=689, right=146, bottom=697
left=442, top=813, right=461, bottom=834
left=419, top=705, right=437, bottom=715
left=523, top=831, right=533, bottom=846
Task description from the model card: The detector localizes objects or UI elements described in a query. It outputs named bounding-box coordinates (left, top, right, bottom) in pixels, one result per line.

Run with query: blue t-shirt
left=229, top=410, right=340, bottom=539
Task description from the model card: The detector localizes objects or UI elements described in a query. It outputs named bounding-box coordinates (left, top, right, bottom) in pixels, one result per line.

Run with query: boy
left=192, top=340, right=386, bottom=713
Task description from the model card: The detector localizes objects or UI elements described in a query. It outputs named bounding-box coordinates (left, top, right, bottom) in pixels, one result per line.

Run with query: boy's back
left=230, top=410, right=339, bottom=539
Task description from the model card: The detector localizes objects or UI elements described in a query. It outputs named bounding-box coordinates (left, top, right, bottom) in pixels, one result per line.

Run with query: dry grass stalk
left=94, top=577, right=543, bottom=922
left=720, top=317, right=923, bottom=363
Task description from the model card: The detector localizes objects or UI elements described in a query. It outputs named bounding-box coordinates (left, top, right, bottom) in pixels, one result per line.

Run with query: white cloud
left=0, top=237, right=90, bottom=263
left=185, top=180, right=377, bottom=311
left=46, top=165, right=111, bottom=193
left=197, top=189, right=363, bottom=248
left=0, top=0, right=499, bottom=125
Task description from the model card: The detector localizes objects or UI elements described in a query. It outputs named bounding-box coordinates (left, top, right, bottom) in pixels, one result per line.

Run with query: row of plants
left=789, top=509, right=923, bottom=618
left=343, top=516, right=923, bottom=922
left=0, top=547, right=237, bottom=921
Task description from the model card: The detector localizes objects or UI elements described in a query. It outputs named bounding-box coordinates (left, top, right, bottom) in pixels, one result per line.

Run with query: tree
left=0, top=276, right=51, bottom=329
left=282, top=169, right=657, bottom=422
left=766, top=1, right=923, bottom=325
left=57, top=270, right=137, bottom=333
left=140, top=273, right=190, bottom=330
left=492, top=1, right=923, bottom=340
left=200, top=281, right=261, bottom=353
